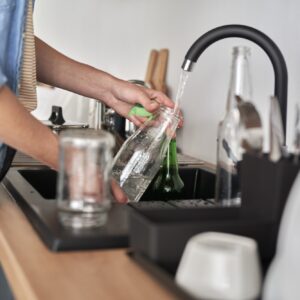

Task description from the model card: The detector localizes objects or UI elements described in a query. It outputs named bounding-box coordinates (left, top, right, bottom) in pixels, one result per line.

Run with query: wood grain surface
left=0, top=185, right=176, bottom=300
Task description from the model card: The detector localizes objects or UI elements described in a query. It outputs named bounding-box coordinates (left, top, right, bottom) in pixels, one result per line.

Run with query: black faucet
left=181, top=24, right=288, bottom=139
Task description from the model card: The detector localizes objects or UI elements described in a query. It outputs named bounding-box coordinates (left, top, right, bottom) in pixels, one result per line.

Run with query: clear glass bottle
left=151, top=138, right=184, bottom=200
left=215, top=46, right=252, bottom=206
left=112, top=107, right=180, bottom=202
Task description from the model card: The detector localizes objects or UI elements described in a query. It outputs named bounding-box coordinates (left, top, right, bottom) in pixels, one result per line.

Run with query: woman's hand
left=100, top=77, right=175, bottom=126
left=111, top=179, right=128, bottom=203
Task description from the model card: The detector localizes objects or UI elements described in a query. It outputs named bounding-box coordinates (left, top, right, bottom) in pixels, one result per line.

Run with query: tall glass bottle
left=112, top=107, right=180, bottom=202
left=151, top=138, right=184, bottom=200
left=215, top=46, right=252, bottom=206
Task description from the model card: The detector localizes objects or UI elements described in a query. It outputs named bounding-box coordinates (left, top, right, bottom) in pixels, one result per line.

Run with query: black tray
left=128, top=154, right=300, bottom=272
left=128, top=205, right=275, bottom=273
left=3, top=168, right=128, bottom=251
left=3, top=166, right=209, bottom=251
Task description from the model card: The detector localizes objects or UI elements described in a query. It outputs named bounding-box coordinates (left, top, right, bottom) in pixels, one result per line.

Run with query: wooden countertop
left=0, top=185, right=176, bottom=300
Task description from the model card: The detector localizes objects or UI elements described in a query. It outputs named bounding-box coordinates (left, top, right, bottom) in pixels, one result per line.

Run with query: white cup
left=175, top=232, right=262, bottom=300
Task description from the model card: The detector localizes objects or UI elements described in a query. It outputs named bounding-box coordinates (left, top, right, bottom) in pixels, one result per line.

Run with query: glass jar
left=57, top=129, right=115, bottom=228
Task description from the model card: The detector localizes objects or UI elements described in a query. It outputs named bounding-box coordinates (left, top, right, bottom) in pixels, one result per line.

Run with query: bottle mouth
left=232, top=46, right=251, bottom=56
left=159, top=106, right=180, bottom=121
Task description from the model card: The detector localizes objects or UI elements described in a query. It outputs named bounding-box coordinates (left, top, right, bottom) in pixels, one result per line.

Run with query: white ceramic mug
left=175, top=232, right=262, bottom=300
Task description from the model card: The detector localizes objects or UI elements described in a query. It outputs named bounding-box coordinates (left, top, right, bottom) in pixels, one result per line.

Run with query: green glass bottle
left=151, top=138, right=184, bottom=200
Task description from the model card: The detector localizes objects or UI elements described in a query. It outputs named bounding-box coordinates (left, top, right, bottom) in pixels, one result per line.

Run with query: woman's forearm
left=35, top=37, right=115, bottom=103
left=35, top=37, right=175, bottom=122
left=0, top=86, right=59, bottom=169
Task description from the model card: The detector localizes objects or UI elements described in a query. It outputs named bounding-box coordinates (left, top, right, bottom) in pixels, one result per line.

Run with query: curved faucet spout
left=182, top=24, right=288, bottom=138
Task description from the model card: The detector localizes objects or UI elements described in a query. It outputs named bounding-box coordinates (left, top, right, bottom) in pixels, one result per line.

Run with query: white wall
left=34, top=0, right=300, bottom=163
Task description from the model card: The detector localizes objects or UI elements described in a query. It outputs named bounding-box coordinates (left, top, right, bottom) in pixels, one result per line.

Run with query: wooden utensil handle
left=145, top=50, right=158, bottom=87
left=152, top=49, right=169, bottom=92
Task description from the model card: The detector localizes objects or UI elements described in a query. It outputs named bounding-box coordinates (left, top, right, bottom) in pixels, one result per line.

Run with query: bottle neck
left=226, top=46, right=252, bottom=112
left=164, top=138, right=179, bottom=170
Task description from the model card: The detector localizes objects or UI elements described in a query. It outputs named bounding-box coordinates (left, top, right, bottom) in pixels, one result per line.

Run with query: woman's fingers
left=143, top=88, right=174, bottom=111
left=111, top=179, right=128, bottom=203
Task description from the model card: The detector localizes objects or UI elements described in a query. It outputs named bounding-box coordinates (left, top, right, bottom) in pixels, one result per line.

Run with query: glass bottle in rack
left=215, top=46, right=253, bottom=206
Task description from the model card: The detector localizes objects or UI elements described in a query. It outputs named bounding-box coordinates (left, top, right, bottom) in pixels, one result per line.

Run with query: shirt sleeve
left=0, top=0, right=14, bottom=89
left=0, top=66, right=7, bottom=87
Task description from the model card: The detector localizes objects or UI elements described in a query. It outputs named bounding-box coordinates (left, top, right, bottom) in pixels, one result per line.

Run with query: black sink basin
left=19, top=168, right=57, bottom=199
left=3, top=166, right=215, bottom=251
left=18, top=167, right=215, bottom=202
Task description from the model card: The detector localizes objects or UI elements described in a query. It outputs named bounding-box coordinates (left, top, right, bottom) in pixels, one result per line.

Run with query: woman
left=0, top=0, right=174, bottom=201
